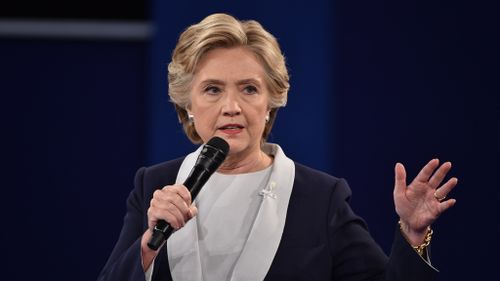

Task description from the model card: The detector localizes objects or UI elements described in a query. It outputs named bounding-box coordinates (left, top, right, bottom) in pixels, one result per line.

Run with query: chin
left=230, top=142, right=263, bottom=156
left=227, top=142, right=246, bottom=154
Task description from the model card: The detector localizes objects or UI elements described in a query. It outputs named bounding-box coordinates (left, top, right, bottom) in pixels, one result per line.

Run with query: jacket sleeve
left=385, top=227, right=438, bottom=281
left=328, top=178, right=438, bottom=281
left=328, top=178, right=388, bottom=281
left=97, top=167, right=148, bottom=281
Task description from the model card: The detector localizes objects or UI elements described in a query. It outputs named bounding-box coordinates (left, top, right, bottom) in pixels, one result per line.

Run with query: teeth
left=221, top=126, right=241, bottom=129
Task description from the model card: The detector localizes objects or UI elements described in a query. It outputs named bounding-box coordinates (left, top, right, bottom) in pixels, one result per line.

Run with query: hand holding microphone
left=147, top=184, right=197, bottom=232
left=146, top=137, right=229, bottom=250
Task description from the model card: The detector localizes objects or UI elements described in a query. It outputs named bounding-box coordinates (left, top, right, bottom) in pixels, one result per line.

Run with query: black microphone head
left=206, top=136, right=230, bottom=155
left=194, top=137, right=229, bottom=172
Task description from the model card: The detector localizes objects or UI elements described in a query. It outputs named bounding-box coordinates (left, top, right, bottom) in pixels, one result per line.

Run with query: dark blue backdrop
left=1, top=0, right=498, bottom=280
left=146, top=1, right=335, bottom=170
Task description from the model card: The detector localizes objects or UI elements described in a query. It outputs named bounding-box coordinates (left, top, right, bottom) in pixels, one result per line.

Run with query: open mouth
left=218, top=124, right=244, bottom=130
left=218, top=124, right=244, bottom=134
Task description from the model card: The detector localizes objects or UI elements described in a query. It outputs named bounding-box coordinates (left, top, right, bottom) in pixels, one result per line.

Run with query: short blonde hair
left=168, top=13, right=290, bottom=144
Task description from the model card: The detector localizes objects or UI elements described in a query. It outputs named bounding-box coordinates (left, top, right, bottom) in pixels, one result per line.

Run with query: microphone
left=147, top=136, right=229, bottom=250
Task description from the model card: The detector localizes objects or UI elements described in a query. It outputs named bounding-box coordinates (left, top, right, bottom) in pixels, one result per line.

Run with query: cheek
left=249, top=109, right=268, bottom=130
left=190, top=100, right=212, bottom=120
left=198, top=107, right=219, bottom=121
left=192, top=109, right=217, bottom=133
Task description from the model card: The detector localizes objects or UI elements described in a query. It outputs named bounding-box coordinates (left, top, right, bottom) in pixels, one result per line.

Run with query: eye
left=204, top=85, right=221, bottom=95
left=243, top=85, right=258, bottom=95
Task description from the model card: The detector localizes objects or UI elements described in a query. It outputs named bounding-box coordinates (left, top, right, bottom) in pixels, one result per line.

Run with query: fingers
left=189, top=205, right=198, bottom=218
left=428, top=161, right=452, bottom=188
left=414, top=158, right=440, bottom=183
left=394, top=163, right=407, bottom=197
left=434, top=177, right=458, bottom=218
left=158, top=188, right=189, bottom=219
left=148, top=197, right=184, bottom=230
left=434, top=177, right=458, bottom=201
left=173, top=185, right=192, bottom=205
left=438, top=198, right=457, bottom=213
left=147, top=184, right=195, bottom=230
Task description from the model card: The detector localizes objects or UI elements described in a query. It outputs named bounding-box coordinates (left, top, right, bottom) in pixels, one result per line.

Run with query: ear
left=185, top=104, right=192, bottom=115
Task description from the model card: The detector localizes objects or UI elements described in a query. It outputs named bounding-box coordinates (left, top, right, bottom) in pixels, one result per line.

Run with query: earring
left=188, top=114, right=194, bottom=124
left=265, top=114, right=270, bottom=123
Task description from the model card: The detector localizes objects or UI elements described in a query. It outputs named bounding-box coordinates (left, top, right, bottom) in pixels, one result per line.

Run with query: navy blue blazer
left=98, top=158, right=437, bottom=281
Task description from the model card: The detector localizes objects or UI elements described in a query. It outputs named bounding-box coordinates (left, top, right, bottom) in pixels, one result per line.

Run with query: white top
left=196, top=166, right=272, bottom=280
left=146, top=143, right=296, bottom=281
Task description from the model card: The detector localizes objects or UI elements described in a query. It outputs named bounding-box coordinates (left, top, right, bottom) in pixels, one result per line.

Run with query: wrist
left=141, top=229, right=159, bottom=270
left=398, top=220, right=433, bottom=256
left=398, top=220, right=427, bottom=243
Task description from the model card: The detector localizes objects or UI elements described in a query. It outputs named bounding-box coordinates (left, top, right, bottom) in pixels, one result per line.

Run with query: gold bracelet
left=398, top=221, right=433, bottom=256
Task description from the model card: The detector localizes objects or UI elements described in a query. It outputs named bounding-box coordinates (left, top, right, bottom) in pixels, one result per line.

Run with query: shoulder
left=124, top=157, right=186, bottom=217
left=134, top=157, right=185, bottom=194
left=143, top=157, right=185, bottom=177
left=293, top=162, right=340, bottom=183
left=293, top=162, right=344, bottom=190
left=292, top=162, right=353, bottom=202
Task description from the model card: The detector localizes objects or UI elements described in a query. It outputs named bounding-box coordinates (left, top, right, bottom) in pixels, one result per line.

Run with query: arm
left=385, top=226, right=437, bottom=281
left=328, top=178, right=387, bottom=280
left=328, top=178, right=439, bottom=281
left=97, top=167, right=149, bottom=281
left=98, top=161, right=196, bottom=281
left=386, top=159, right=458, bottom=280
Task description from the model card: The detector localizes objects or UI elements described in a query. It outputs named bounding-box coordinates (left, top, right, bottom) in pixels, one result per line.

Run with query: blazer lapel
left=165, top=144, right=295, bottom=281
left=167, top=146, right=204, bottom=281
left=229, top=144, right=295, bottom=281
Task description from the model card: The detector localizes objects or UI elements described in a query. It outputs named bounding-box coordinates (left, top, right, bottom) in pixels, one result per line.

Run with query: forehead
left=193, top=47, right=266, bottom=82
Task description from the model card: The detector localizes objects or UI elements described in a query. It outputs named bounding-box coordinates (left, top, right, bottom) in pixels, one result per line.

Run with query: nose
left=221, top=91, right=241, bottom=117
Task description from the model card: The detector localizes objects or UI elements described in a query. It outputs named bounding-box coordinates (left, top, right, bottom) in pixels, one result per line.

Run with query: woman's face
left=188, top=47, right=270, bottom=158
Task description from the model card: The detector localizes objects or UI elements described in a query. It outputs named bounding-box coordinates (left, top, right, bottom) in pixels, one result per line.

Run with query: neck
left=218, top=147, right=273, bottom=175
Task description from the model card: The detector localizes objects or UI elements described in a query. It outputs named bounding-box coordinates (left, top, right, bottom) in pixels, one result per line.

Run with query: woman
left=98, top=13, right=457, bottom=281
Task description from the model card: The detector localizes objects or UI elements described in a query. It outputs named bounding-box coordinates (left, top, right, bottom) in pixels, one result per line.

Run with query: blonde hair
left=168, top=13, right=290, bottom=144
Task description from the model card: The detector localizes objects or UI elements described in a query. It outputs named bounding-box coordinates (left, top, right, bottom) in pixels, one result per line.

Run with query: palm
left=394, top=159, right=457, bottom=233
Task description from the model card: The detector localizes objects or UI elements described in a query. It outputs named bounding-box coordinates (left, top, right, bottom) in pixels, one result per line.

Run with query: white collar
left=167, top=143, right=295, bottom=281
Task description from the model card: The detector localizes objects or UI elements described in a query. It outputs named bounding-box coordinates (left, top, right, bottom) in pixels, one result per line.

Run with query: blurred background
left=1, top=0, right=498, bottom=280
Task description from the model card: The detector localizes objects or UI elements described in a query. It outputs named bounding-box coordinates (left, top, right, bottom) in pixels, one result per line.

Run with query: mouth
left=218, top=124, right=244, bottom=130
left=218, top=124, right=244, bottom=134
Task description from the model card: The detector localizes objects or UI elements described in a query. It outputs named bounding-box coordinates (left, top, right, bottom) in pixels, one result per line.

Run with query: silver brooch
left=259, top=181, right=277, bottom=199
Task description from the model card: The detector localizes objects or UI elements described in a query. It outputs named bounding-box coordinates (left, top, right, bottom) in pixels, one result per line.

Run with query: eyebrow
left=200, top=78, right=262, bottom=86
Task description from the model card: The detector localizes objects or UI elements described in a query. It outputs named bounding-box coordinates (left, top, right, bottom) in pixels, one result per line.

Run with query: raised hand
left=393, top=159, right=458, bottom=245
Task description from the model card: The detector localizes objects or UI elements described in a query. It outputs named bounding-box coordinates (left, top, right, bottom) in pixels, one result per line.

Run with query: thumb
left=188, top=205, right=198, bottom=219
left=394, top=163, right=407, bottom=196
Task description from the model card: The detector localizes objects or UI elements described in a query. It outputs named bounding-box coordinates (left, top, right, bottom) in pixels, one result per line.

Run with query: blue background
left=1, top=0, right=498, bottom=280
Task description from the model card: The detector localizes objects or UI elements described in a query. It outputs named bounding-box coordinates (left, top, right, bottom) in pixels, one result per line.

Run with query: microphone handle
left=147, top=220, right=174, bottom=250
left=147, top=166, right=210, bottom=250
